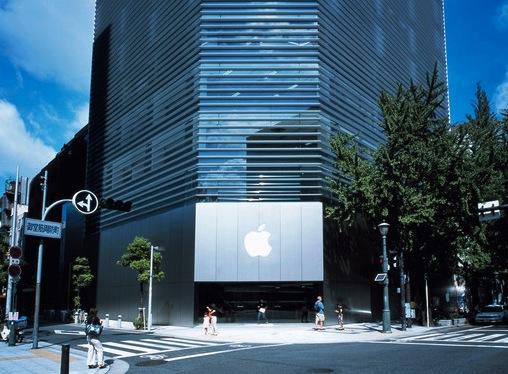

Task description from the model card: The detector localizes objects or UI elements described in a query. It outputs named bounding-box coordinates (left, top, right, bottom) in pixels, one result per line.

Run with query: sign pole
left=32, top=170, right=48, bottom=349
left=30, top=186, right=98, bottom=349
left=5, top=166, right=19, bottom=318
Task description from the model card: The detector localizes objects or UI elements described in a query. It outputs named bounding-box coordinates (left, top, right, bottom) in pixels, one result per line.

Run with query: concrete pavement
left=151, top=321, right=447, bottom=344
left=0, top=321, right=451, bottom=373
left=0, top=340, right=98, bottom=374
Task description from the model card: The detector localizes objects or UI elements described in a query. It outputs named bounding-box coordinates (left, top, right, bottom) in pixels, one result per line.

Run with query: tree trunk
left=139, top=282, right=144, bottom=309
left=406, top=270, right=412, bottom=327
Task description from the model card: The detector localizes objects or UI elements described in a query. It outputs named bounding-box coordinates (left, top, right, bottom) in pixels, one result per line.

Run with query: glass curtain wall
left=198, top=1, right=324, bottom=202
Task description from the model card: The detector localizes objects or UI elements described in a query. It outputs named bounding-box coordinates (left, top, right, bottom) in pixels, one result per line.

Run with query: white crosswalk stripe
left=419, top=332, right=465, bottom=341
left=76, top=337, right=222, bottom=358
left=122, top=340, right=182, bottom=350
left=158, top=339, right=208, bottom=347
left=78, top=344, right=132, bottom=357
left=467, top=334, right=505, bottom=342
left=445, top=333, right=484, bottom=341
left=161, top=337, right=218, bottom=346
left=389, top=328, right=508, bottom=349
left=402, top=332, right=444, bottom=340
left=103, top=341, right=161, bottom=353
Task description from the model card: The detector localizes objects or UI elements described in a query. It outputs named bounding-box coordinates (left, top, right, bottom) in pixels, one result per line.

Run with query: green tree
left=72, top=257, right=94, bottom=311
left=117, top=236, right=165, bottom=309
left=327, top=73, right=507, bottom=290
left=327, top=68, right=453, bottom=274
left=443, top=88, right=508, bottom=307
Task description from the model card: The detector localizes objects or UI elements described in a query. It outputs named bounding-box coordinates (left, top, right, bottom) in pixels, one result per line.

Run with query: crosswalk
left=398, top=327, right=508, bottom=347
left=77, top=336, right=223, bottom=358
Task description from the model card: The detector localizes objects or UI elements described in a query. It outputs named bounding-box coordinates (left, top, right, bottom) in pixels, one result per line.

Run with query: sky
left=0, top=0, right=507, bottom=185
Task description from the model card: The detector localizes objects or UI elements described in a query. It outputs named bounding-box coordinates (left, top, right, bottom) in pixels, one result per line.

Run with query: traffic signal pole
left=5, top=166, right=19, bottom=318
left=32, top=170, right=48, bottom=349
left=30, top=188, right=98, bottom=349
left=399, top=250, right=406, bottom=331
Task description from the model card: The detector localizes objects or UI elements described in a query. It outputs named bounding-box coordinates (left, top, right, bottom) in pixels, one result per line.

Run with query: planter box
left=453, top=318, right=467, bottom=326
left=437, top=319, right=453, bottom=326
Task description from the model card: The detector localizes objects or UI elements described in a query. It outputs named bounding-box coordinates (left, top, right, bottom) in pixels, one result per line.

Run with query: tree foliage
left=72, top=256, right=94, bottom=311
left=327, top=68, right=507, bottom=281
left=117, top=236, right=165, bottom=308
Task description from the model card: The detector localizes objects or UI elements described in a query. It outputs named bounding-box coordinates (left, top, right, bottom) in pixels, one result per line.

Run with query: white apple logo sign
left=244, top=224, right=272, bottom=257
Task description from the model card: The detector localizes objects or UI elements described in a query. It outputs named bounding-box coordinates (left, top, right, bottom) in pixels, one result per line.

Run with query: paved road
left=33, top=324, right=508, bottom=373
left=376, top=324, right=508, bottom=348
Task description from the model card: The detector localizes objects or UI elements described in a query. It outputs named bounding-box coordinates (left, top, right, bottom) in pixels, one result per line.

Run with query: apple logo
left=244, top=224, right=272, bottom=257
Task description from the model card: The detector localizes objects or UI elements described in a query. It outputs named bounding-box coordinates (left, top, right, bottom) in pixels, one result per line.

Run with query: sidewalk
left=0, top=340, right=128, bottom=374
left=0, top=321, right=453, bottom=373
left=83, top=319, right=454, bottom=344
left=151, top=321, right=449, bottom=344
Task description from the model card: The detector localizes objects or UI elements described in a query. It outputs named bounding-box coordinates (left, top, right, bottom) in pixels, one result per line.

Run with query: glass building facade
left=89, top=0, right=447, bottom=230
left=87, top=0, right=447, bottom=325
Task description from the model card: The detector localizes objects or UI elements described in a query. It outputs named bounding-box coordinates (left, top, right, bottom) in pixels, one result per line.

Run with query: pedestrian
left=301, top=304, right=309, bottom=323
left=202, top=311, right=210, bottom=335
left=334, top=304, right=344, bottom=330
left=314, top=296, right=325, bottom=330
left=206, top=306, right=218, bottom=335
left=257, top=300, right=268, bottom=323
left=85, top=308, right=106, bottom=369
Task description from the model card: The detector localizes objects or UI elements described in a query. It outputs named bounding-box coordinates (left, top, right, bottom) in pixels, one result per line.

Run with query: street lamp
left=147, top=245, right=165, bottom=331
left=378, top=222, right=391, bottom=333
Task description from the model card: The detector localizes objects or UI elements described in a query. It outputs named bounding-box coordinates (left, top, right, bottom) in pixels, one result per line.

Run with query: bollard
left=74, top=311, right=78, bottom=324
left=105, top=314, right=109, bottom=328
left=8, top=320, right=16, bottom=346
left=60, top=344, right=70, bottom=374
left=117, top=315, right=122, bottom=328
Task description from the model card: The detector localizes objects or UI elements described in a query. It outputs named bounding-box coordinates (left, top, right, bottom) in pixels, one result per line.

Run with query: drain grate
left=307, top=369, right=334, bottom=373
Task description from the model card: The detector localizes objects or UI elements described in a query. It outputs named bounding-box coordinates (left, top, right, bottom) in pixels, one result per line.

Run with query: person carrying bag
left=85, top=309, right=106, bottom=369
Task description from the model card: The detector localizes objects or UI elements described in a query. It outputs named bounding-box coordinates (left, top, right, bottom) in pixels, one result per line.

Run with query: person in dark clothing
left=334, top=304, right=344, bottom=330
left=301, top=304, right=309, bottom=323
left=257, top=300, right=268, bottom=323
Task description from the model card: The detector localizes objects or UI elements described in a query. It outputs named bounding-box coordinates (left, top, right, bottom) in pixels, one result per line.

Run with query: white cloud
left=65, top=103, right=89, bottom=140
left=494, top=68, right=508, bottom=113
left=0, top=100, right=56, bottom=179
left=0, top=0, right=95, bottom=92
left=498, top=3, right=508, bottom=30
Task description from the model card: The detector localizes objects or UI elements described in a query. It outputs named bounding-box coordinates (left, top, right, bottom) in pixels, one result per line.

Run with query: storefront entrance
left=195, top=282, right=321, bottom=322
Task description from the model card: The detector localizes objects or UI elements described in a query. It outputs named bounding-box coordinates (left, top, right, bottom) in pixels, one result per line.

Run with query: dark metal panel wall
left=95, top=204, right=196, bottom=326
left=87, top=0, right=201, bottom=231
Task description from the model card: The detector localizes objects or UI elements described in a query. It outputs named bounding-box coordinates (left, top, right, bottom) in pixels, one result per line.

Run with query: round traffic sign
left=72, top=190, right=99, bottom=215
left=9, top=246, right=22, bottom=259
left=8, top=264, right=21, bottom=278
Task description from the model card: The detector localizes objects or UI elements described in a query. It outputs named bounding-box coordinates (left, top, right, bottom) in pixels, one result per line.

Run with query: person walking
left=207, top=306, right=218, bottom=335
left=314, top=296, right=325, bottom=330
left=202, top=310, right=210, bottom=335
left=85, top=309, right=106, bottom=369
left=334, top=304, right=344, bottom=330
left=257, top=300, right=268, bottom=323
left=300, top=304, right=309, bottom=323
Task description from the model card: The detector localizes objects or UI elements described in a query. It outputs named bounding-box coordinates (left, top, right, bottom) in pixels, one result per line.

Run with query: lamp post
left=378, top=222, right=391, bottom=333
left=147, top=245, right=164, bottom=331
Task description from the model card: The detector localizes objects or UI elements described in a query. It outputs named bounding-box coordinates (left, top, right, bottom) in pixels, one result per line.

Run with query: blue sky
left=0, top=0, right=507, bottom=184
